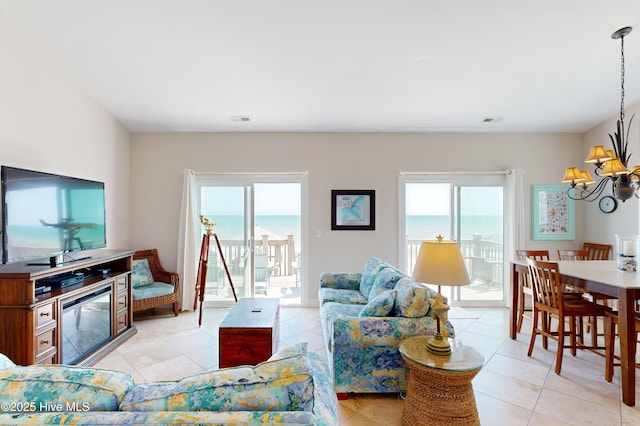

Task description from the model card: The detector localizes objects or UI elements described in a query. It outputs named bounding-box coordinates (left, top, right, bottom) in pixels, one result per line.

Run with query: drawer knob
left=40, top=311, right=50, bottom=317
left=40, top=340, right=49, bottom=345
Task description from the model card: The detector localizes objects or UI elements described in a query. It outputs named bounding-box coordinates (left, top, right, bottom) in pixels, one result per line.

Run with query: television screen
left=1, top=166, right=106, bottom=264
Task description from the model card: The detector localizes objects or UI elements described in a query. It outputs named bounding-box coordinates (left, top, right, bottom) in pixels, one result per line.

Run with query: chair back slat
left=527, top=258, right=563, bottom=309
left=557, top=249, right=589, bottom=261
left=583, top=242, right=612, bottom=260
left=516, top=250, right=550, bottom=261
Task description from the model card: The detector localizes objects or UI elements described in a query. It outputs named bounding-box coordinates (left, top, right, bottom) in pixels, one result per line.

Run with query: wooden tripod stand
left=194, top=216, right=237, bottom=326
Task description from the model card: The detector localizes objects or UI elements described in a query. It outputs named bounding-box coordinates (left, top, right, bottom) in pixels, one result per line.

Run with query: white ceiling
left=2, top=0, right=640, bottom=133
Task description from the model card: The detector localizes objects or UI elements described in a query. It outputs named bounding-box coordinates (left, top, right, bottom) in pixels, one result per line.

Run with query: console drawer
left=116, top=292, right=128, bottom=312
left=116, top=312, right=128, bottom=334
left=35, top=328, right=56, bottom=358
left=35, top=302, right=56, bottom=329
left=116, top=276, right=128, bottom=293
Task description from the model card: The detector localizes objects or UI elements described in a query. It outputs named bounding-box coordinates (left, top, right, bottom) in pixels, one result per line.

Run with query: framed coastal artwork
left=331, top=190, right=375, bottom=230
left=532, top=185, right=575, bottom=240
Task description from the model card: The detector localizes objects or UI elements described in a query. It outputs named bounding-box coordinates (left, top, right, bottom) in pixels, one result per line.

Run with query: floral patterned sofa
left=319, top=257, right=454, bottom=399
left=0, top=343, right=337, bottom=425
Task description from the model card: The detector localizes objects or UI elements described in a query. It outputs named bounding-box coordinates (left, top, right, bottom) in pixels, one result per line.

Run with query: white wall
left=130, top=132, right=585, bottom=306
left=0, top=13, right=131, bottom=252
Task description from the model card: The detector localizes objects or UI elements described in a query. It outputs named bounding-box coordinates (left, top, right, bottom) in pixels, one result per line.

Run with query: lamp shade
left=561, top=167, right=583, bottom=183
left=600, top=158, right=629, bottom=177
left=579, top=170, right=596, bottom=185
left=585, top=145, right=612, bottom=163
left=412, top=239, right=470, bottom=286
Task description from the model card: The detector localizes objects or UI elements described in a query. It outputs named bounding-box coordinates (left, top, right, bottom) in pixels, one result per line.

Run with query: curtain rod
left=400, top=170, right=511, bottom=176
left=193, top=171, right=309, bottom=176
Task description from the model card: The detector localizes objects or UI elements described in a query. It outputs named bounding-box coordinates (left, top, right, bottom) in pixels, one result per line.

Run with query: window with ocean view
left=198, top=178, right=303, bottom=306
left=402, top=176, right=505, bottom=306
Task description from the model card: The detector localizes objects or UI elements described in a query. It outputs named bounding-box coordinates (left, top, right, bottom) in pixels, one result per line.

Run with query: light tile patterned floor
left=94, top=305, right=640, bottom=425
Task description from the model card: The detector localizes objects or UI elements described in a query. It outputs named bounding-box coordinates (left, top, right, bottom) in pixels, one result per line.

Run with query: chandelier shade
left=585, top=145, right=612, bottom=164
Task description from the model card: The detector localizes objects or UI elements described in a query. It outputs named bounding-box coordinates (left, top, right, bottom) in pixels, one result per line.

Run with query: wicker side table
left=399, top=336, right=483, bottom=426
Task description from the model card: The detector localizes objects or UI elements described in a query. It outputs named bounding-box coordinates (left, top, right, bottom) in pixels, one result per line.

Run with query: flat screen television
left=1, top=166, right=106, bottom=264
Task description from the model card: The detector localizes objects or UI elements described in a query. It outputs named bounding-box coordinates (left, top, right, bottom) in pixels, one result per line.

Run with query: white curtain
left=176, top=169, right=199, bottom=311
left=505, top=168, right=526, bottom=262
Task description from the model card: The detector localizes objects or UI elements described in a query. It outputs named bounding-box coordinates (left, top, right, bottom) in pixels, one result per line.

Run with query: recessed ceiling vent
left=483, top=117, right=504, bottom=123
left=230, top=116, right=251, bottom=122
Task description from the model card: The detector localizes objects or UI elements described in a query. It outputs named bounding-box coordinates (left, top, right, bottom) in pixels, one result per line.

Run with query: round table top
left=399, top=336, right=484, bottom=371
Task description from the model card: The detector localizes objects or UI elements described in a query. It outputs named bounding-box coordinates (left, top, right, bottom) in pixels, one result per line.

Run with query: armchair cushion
left=132, top=258, right=154, bottom=288
left=132, top=282, right=176, bottom=301
left=359, top=290, right=396, bottom=317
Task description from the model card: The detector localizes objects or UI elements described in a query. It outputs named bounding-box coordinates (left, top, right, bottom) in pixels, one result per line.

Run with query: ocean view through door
left=198, top=179, right=302, bottom=306
left=402, top=176, right=505, bottom=306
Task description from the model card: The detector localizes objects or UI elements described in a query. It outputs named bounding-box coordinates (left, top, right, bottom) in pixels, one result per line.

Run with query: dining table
left=510, top=259, right=640, bottom=406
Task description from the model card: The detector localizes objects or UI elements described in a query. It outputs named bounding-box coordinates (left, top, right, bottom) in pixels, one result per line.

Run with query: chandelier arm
left=567, top=177, right=610, bottom=202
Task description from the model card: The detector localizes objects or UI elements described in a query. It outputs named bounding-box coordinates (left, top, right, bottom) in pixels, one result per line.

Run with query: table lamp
left=412, top=235, right=470, bottom=356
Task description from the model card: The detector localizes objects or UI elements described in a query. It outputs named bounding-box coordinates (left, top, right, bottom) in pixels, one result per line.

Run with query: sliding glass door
left=401, top=174, right=505, bottom=306
left=197, top=176, right=304, bottom=306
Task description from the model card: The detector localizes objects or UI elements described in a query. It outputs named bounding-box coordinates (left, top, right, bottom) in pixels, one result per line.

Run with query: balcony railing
left=406, top=235, right=503, bottom=286
left=209, top=235, right=297, bottom=277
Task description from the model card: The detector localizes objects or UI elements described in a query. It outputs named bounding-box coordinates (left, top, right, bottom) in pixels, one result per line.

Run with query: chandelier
left=562, top=26, right=639, bottom=202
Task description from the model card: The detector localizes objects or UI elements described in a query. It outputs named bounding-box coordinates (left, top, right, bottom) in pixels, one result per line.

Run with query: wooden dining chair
left=557, top=249, right=601, bottom=342
left=603, top=310, right=640, bottom=382
left=515, top=250, right=550, bottom=333
left=557, top=249, right=589, bottom=260
left=526, top=259, right=610, bottom=374
left=583, top=242, right=612, bottom=260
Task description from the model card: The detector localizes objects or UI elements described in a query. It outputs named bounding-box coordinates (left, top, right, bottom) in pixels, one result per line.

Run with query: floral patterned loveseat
left=0, top=343, right=337, bottom=425
left=319, top=257, right=454, bottom=399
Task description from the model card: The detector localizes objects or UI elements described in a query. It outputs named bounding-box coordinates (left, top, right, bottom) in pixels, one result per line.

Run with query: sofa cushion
left=392, top=278, right=429, bottom=318
left=132, top=258, right=154, bottom=288
left=132, top=282, right=175, bottom=300
left=318, top=287, right=368, bottom=306
left=359, top=290, right=396, bottom=317
left=0, top=354, right=15, bottom=370
left=368, top=266, right=406, bottom=300
left=0, top=365, right=134, bottom=411
left=359, top=257, right=387, bottom=297
left=120, top=354, right=314, bottom=412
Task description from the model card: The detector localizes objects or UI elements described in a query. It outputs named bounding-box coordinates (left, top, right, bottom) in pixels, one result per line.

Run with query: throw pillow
left=392, top=278, right=429, bottom=318
left=368, top=266, right=405, bottom=300
left=268, top=342, right=308, bottom=361
left=359, top=257, right=386, bottom=297
left=132, top=258, right=154, bottom=288
left=359, top=290, right=396, bottom=317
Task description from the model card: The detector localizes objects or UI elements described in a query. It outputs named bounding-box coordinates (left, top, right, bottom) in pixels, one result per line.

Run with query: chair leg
left=541, top=311, right=549, bottom=349
left=604, top=315, right=614, bottom=382
left=555, top=315, right=565, bottom=375
left=173, top=301, right=179, bottom=317
left=517, top=288, right=525, bottom=333
left=527, top=307, right=539, bottom=357
left=569, top=316, right=577, bottom=356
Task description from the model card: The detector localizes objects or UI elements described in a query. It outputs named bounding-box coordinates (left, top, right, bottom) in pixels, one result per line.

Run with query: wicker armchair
left=132, top=249, right=180, bottom=316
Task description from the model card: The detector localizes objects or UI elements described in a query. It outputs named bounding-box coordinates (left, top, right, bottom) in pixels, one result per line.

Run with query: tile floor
left=94, top=305, right=640, bottom=425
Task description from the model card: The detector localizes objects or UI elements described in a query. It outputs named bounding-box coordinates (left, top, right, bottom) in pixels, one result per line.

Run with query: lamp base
left=426, top=332, right=451, bottom=356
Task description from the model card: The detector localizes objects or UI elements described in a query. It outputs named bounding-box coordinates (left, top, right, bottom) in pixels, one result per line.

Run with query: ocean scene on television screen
left=6, top=224, right=107, bottom=261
